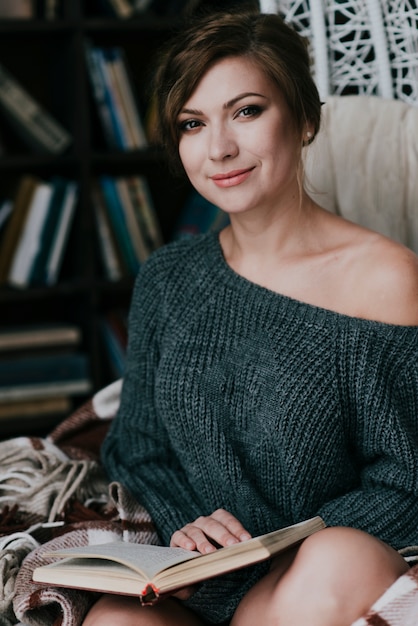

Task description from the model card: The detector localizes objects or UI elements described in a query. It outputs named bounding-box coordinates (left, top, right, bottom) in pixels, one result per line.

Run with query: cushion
left=304, top=95, right=418, bottom=253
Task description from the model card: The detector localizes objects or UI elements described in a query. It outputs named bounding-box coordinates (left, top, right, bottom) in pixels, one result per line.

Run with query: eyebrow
left=179, top=92, right=267, bottom=116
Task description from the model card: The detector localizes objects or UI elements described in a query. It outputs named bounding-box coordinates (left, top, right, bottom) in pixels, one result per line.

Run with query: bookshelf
left=0, top=0, right=197, bottom=437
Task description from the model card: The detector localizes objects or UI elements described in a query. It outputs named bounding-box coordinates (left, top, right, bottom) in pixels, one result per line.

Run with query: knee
left=296, top=526, right=408, bottom=583
left=266, top=527, right=408, bottom=623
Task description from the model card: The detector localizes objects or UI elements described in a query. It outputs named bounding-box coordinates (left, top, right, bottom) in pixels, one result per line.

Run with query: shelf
left=0, top=0, right=191, bottom=437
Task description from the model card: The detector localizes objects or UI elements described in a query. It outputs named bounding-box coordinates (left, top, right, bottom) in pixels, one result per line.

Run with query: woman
left=83, top=9, right=418, bottom=626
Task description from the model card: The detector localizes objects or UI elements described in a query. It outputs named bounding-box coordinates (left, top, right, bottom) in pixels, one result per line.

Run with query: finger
left=211, top=509, right=252, bottom=542
left=170, top=510, right=252, bottom=554
left=196, top=513, right=250, bottom=548
left=172, top=523, right=219, bottom=554
left=170, top=529, right=199, bottom=551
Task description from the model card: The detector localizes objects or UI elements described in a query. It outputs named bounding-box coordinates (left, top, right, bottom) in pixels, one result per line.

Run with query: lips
left=210, top=167, right=254, bottom=188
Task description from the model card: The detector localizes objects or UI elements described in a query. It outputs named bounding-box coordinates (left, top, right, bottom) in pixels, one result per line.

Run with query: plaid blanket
left=1, top=379, right=417, bottom=626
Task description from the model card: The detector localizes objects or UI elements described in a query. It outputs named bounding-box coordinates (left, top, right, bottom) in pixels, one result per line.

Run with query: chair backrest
left=304, top=95, right=418, bottom=254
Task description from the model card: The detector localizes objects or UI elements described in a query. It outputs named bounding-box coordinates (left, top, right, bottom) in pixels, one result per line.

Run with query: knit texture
left=102, top=231, right=418, bottom=624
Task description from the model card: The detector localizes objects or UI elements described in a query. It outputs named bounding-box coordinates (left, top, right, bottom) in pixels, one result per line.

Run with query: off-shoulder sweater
left=102, top=231, right=418, bottom=624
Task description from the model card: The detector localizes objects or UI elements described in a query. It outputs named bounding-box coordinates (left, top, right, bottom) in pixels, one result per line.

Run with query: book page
left=47, top=542, right=200, bottom=580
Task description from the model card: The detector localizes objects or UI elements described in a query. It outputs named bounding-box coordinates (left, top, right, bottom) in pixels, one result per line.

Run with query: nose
left=208, top=125, right=238, bottom=161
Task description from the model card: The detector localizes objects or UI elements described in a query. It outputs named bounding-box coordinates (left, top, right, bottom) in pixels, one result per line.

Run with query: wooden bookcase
left=0, top=0, right=193, bottom=436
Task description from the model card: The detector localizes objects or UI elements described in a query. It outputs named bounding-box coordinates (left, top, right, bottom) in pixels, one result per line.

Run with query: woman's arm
left=101, top=259, right=204, bottom=544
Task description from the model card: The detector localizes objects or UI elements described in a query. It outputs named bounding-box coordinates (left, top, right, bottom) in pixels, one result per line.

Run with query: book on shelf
left=0, top=324, right=81, bottom=353
left=33, top=516, right=325, bottom=605
left=95, top=46, right=131, bottom=150
left=84, top=41, right=119, bottom=150
left=0, top=0, right=34, bottom=18
left=0, top=396, right=71, bottom=421
left=115, top=178, right=150, bottom=263
left=39, top=0, right=60, bottom=19
left=0, top=199, right=13, bottom=233
left=127, top=176, right=163, bottom=252
left=0, top=175, right=39, bottom=283
left=29, top=176, right=69, bottom=285
left=101, top=309, right=128, bottom=378
left=43, top=180, right=78, bottom=286
left=98, top=176, right=140, bottom=276
left=0, top=352, right=92, bottom=403
left=173, top=191, right=229, bottom=240
left=131, top=0, right=154, bottom=13
left=92, top=182, right=124, bottom=282
left=104, top=47, right=148, bottom=149
left=0, top=62, right=72, bottom=155
left=0, top=1, right=60, bottom=21
left=84, top=43, right=147, bottom=151
left=95, top=175, right=162, bottom=280
left=98, top=0, right=135, bottom=18
left=4, top=177, right=78, bottom=288
left=8, top=181, right=54, bottom=288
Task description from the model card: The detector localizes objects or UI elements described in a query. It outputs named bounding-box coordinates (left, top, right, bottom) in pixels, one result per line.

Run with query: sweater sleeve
left=318, top=327, right=418, bottom=549
left=101, top=258, right=204, bottom=545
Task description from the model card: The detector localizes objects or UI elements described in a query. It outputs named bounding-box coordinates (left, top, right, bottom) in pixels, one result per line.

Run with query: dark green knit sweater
left=102, top=231, right=418, bottom=623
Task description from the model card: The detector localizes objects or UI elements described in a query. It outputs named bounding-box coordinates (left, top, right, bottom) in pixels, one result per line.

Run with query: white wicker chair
left=259, top=0, right=418, bottom=104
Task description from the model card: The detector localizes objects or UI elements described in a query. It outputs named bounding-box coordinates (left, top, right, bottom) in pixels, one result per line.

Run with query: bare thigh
left=82, top=594, right=206, bottom=626
left=231, top=527, right=409, bottom=626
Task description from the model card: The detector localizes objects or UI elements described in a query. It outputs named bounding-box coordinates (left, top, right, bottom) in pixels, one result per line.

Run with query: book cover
left=0, top=176, right=39, bottom=283
left=33, top=516, right=325, bottom=604
left=8, top=181, right=54, bottom=288
left=0, top=62, right=72, bottom=154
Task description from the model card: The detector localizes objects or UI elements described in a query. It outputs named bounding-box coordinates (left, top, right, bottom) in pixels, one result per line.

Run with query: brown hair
left=152, top=10, right=321, bottom=173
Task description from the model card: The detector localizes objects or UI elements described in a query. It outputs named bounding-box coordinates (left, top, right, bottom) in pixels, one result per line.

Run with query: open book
left=33, top=516, right=325, bottom=605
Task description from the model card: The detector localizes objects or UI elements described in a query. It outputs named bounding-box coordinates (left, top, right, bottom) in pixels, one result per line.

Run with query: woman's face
left=177, top=56, right=304, bottom=218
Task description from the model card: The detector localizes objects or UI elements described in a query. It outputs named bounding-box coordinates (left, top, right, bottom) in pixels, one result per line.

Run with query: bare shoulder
left=354, top=232, right=418, bottom=325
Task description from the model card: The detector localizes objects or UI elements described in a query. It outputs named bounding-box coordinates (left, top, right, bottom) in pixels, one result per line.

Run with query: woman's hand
left=170, top=508, right=252, bottom=554
left=170, top=509, right=251, bottom=601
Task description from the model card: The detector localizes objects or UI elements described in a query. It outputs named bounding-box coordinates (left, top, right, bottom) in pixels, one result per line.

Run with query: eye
left=236, top=105, right=263, bottom=119
left=178, top=119, right=203, bottom=132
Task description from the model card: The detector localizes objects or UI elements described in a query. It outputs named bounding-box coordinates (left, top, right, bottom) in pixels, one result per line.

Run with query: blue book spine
left=99, top=176, right=139, bottom=276
left=95, top=47, right=128, bottom=150
left=0, top=352, right=90, bottom=387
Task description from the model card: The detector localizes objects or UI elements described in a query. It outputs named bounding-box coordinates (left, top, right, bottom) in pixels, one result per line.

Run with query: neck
left=221, top=192, right=318, bottom=265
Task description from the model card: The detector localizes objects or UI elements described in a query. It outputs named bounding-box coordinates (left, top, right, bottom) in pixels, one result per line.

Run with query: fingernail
left=226, top=537, right=239, bottom=546
left=204, top=545, right=217, bottom=553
